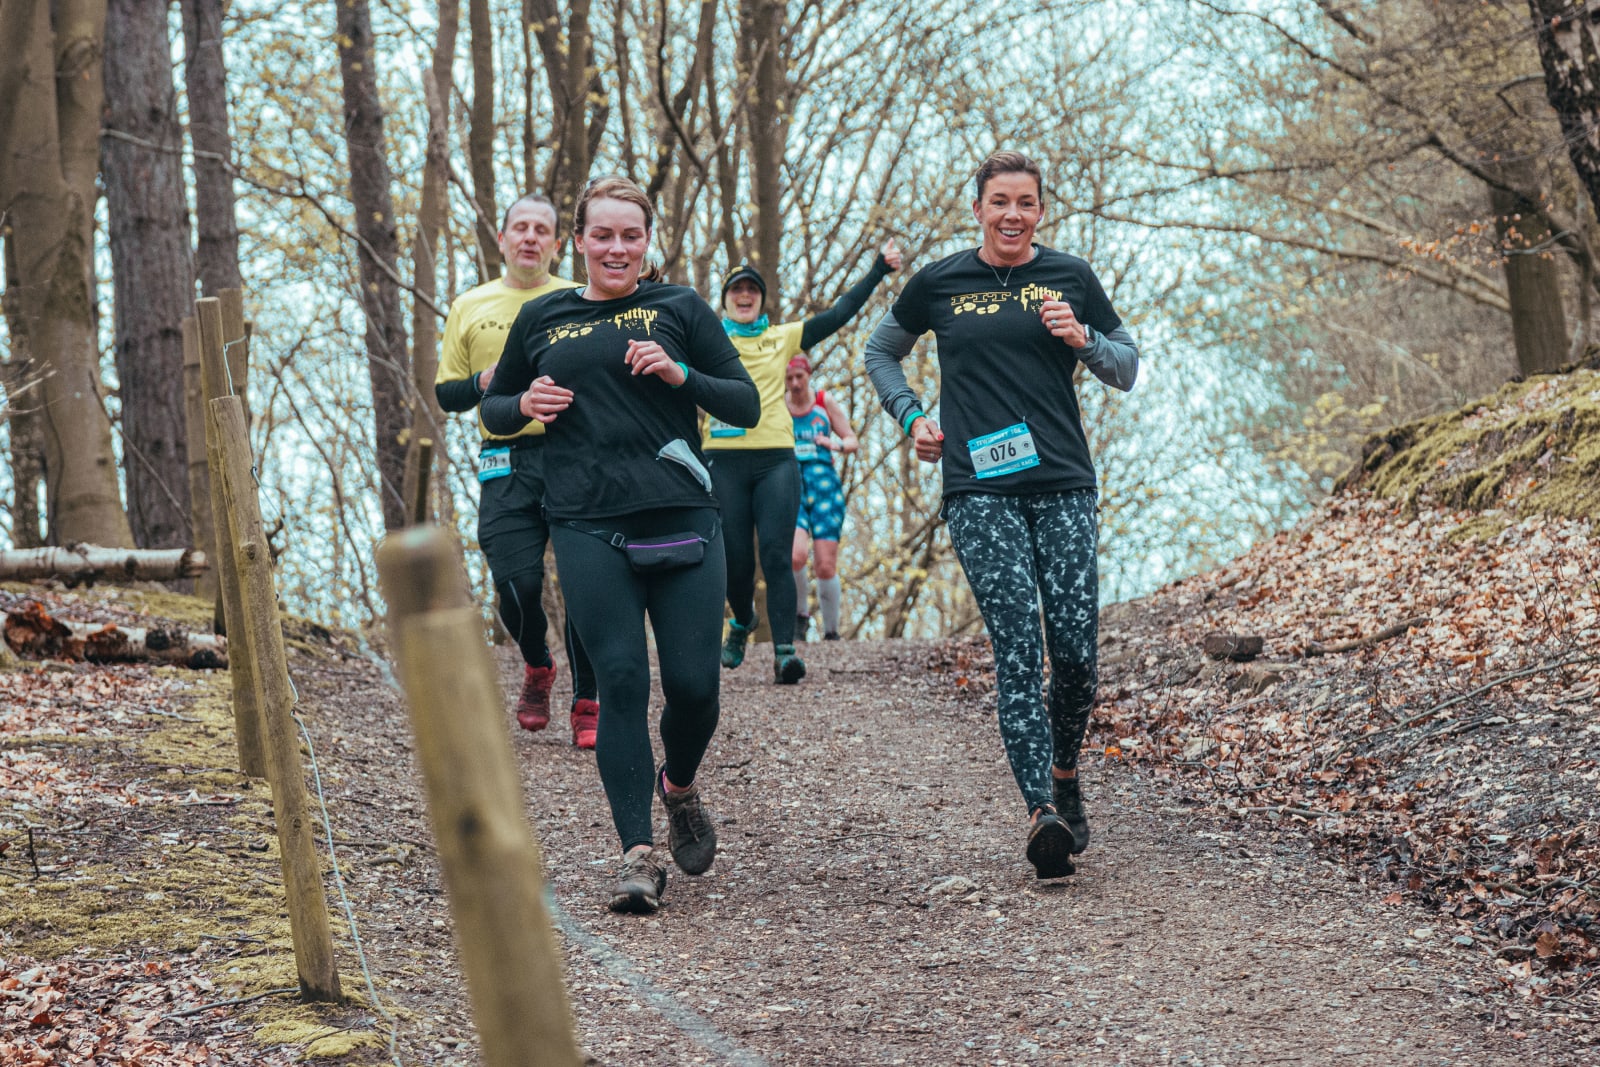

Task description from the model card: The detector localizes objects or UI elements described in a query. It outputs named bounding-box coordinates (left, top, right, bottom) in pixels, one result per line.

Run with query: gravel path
left=299, top=633, right=1582, bottom=1066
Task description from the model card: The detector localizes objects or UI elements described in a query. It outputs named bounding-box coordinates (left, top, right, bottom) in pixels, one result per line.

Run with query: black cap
left=720, top=263, right=767, bottom=306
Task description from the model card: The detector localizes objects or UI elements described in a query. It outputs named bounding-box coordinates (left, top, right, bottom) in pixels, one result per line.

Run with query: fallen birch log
left=4, top=601, right=227, bottom=669
left=0, top=546, right=208, bottom=585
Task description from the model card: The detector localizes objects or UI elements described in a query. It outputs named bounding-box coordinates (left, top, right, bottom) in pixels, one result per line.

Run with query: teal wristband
left=901, top=409, right=925, bottom=436
left=671, top=362, right=689, bottom=388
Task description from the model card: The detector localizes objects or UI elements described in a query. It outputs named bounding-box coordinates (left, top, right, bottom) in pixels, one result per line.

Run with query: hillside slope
left=1070, top=366, right=1600, bottom=1021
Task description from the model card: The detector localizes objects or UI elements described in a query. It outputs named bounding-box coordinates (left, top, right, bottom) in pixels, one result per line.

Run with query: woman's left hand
left=625, top=339, right=688, bottom=386
left=1040, top=300, right=1089, bottom=348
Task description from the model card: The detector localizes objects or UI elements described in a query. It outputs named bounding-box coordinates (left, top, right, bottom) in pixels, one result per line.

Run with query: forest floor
left=2, top=484, right=1597, bottom=1065
left=4, top=368, right=1599, bottom=1065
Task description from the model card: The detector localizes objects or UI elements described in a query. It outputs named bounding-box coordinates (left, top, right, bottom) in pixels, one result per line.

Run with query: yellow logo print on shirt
left=612, top=308, right=660, bottom=334
left=1018, top=284, right=1062, bottom=312
left=548, top=321, right=597, bottom=344
left=951, top=291, right=1010, bottom=316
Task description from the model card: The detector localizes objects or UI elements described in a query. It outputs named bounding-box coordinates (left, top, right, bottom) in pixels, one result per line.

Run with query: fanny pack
left=562, top=518, right=720, bottom=573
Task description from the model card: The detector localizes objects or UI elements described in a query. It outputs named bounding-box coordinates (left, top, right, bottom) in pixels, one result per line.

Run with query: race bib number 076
left=967, top=422, right=1039, bottom=479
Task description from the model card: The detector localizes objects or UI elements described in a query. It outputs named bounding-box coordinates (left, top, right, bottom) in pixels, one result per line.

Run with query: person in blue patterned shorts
left=785, top=355, right=858, bottom=641
left=864, top=151, right=1140, bottom=879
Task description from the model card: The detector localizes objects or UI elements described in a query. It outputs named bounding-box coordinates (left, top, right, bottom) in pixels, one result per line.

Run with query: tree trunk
left=1, top=238, right=46, bottom=549
left=468, top=0, right=499, bottom=280
left=739, top=0, right=786, bottom=306
left=335, top=0, right=411, bottom=532
left=179, top=0, right=244, bottom=297
left=0, top=544, right=207, bottom=583
left=104, top=0, right=196, bottom=550
left=405, top=0, right=460, bottom=525
left=5, top=599, right=227, bottom=669
left=1528, top=2, right=1600, bottom=222
left=530, top=0, right=603, bottom=260
left=0, top=0, right=133, bottom=548
left=1488, top=175, right=1569, bottom=376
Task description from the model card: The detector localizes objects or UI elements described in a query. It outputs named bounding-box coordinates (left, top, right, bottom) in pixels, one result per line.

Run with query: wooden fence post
left=377, top=527, right=582, bottom=1067
left=411, top=438, right=434, bottom=526
left=197, top=298, right=266, bottom=778
left=218, top=287, right=251, bottom=421
left=213, top=396, right=343, bottom=1003
left=181, top=317, right=219, bottom=605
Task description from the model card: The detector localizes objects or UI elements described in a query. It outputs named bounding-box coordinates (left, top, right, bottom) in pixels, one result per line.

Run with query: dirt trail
left=297, top=633, right=1584, bottom=1066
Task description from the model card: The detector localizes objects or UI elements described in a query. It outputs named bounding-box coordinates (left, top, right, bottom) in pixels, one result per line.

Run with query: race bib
left=793, top=441, right=819, bottom=461
left=708, top=416, right=745, bottom=438
left=477, top=446, right=512, bottom=483
left=968, top=422, right=1039, bottom=479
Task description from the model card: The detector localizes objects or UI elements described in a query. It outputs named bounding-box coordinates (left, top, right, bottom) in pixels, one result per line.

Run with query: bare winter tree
left=335, top=0, right=412, bottom=532
left=180, top=0, right=245, bottom=298
left=404, top=0, right=461, bottom=521
left=468, top=0, right=499, bottom=280
left=103, top=0, right=196, bottom=549
left=1528, top=2, right=1600, bottom=224
left=0, top=0, right=133, bottom=547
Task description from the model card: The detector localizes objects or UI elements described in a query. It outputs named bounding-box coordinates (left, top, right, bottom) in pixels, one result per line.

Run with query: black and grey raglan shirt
left=864, top=245, right=1139, bottom=497
left=481, top=281, right=759, bottom=520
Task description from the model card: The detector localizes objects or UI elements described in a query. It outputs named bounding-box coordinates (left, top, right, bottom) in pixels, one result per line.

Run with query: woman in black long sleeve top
left=482, top=178, right=758, bottom=914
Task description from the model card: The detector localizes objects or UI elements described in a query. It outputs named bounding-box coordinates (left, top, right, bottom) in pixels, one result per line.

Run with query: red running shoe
left=514, top=663, right=555, bottom=731
left=570, top=698, right=599, bottom=750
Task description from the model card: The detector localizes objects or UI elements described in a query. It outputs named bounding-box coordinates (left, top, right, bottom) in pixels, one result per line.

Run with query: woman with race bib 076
left=864, top=151, right=1140, bottom=880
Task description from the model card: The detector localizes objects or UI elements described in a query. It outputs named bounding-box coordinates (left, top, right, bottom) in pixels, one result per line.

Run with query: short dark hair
left=501, top=194, right=558, bottom=234
left=974, top=151, right=1043, bottom=203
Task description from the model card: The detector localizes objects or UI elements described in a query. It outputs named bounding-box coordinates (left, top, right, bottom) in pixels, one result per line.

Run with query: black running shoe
left=774, top=644, right=806, bottom=684
left=657, top=767, right=717, bottom=875
left=609, top=848, right=668, bottom=913
left=1026, top=812, right=1076, bottom=879
left=796, top=614, right=812, bottom=642
left=1052, top=775, right=1090, bottom=854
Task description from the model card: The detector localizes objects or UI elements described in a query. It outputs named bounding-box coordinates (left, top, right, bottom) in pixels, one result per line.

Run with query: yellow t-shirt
left=702, top=320, right=804, bottom=450
left=437, top=275, right=579, bottom=440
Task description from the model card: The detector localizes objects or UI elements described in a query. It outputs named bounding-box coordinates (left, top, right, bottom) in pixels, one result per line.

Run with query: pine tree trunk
left=0, top=0, right=133, bottom=548
left=179, top=0, right=244, bottom=297
left=335, top=0, right=411, bottom=532
left=104, top=0, right=196, bottom=549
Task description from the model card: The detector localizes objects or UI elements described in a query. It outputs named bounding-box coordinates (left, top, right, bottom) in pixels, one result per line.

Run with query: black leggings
left=710, top=448, right=801, bottom=644
left=549, top=507, right=726, bottom=852
left=495, top=573, right=596, bottom=702
left=944, top=490, right=1099, bottom=814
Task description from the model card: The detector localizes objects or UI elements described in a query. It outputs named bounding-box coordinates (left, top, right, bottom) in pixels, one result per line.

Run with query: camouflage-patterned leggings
left=944, top=489, right=1098, bottom=814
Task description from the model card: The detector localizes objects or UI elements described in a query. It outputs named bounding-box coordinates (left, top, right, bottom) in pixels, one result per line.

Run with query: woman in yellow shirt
left=709, top=238, right=901, bottom=683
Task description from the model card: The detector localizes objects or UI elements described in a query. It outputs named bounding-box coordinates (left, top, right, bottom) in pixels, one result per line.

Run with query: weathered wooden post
left=218, top=288, right=251, bottom=420
left=410, top=438, right=434, bottom=526
left=377, top=527, right=582, bottom=1067
left=213, top=396, right=342, bottom=1003
left=181, top=317, right=219, bottom=605
left=197, top=298, right=266, bottom=778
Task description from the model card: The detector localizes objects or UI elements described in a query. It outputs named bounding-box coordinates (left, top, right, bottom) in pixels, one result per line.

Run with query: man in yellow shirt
left=435, top=194, right=598, bottom=747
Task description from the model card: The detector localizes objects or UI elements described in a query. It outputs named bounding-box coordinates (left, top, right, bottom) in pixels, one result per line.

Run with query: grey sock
left=818, top=575, right=842, bottom=634
left=793, top=564, right=810, bottom=618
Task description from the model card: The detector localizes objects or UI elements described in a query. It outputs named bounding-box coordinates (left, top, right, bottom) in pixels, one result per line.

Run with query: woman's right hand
left=910, top=416, right=943, bottom=463
left=881, top=237, right=903, bottom=272
left=520, top=375, right=573, bottom=423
